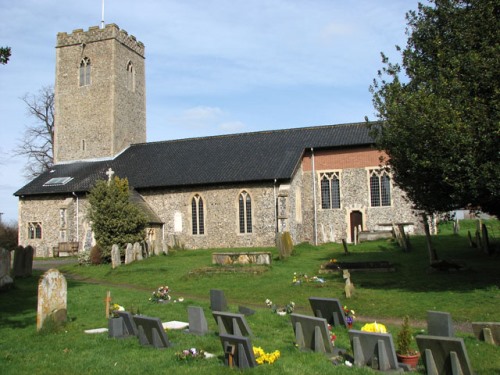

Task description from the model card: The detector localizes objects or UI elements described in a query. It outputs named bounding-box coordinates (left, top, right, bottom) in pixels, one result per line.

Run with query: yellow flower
left=361, top=322, right=387, bottom=333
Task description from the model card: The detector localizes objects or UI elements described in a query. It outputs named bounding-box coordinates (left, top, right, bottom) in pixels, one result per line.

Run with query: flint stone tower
left=54, top=24, right=146, bottom=163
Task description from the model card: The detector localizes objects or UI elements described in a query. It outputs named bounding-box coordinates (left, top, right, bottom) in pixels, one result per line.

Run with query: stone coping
left=212, top=252, right=272, bottom=266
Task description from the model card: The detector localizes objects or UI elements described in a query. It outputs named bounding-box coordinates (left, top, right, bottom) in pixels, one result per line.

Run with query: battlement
left=56, top=23, right=144, bottom=57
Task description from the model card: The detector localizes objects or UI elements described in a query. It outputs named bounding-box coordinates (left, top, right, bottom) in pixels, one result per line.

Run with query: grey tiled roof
left=14, top=122, right=375, bottom=196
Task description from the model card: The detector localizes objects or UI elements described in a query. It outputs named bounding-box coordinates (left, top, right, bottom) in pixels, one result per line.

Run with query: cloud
left=168, top=106, right=246, bottom=134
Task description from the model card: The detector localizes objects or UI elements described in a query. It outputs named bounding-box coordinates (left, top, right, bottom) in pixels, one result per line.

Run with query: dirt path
left=32, top=258, right=473, bottom=334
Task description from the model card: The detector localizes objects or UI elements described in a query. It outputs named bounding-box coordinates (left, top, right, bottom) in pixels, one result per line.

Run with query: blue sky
left=0, top=0, right=420, bottom=223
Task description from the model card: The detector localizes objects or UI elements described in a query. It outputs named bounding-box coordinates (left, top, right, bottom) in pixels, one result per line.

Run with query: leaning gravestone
left=188, top=306, right=209, bottom=335
left=427, top=310, right=454, bottom=337
left=124, top=243, right=134, bottom=264
left=111, top=244, right=121, bottom=269
left=37, top=269, right=67, bottom=331
left=0, top=248, right=14, bottom=290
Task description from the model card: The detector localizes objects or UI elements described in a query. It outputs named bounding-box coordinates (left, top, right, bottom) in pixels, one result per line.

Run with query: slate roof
left=14, top=122, right=375, bottom=197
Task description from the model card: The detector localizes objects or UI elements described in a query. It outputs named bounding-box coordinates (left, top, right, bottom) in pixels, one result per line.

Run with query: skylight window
left=43, top=177, right=73, bottom=186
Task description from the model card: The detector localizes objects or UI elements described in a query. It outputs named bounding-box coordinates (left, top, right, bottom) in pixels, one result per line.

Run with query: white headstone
left=37, top=269, right=67, bottom=331
left=124, top=243, right=134, bottom=264
left=133, top=242, right=143, bottom=261
left=111, top=244, right=121, bottom=269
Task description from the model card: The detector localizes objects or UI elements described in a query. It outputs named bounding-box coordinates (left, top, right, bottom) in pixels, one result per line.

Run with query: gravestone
left=348, top=330, right=402, bottom=372
left=109, top=311, right=138, bottom=338
left=276, top=231, right=293, bottom=259
left=111, top=244, right=121, bottom=269
left=0, top=248, right=13, bottom=290
left=343, top=269, right=354, bottom=298
left=471, top=322, right=500, bottom=345
left=427, top=311, right=454, bottom=337
left=37, top=269, right=67, bottom=331
left=188, top=306, right=209, bottom=335
left=212, top=311, right=253, bottom=337
left=124, top=243, right=134, bottom=264
left=133, top=315, right=172, bottom=349
left=290, top=313, right=335, bottom=355
left=219, top=333, right=257, bottom=369
left=133, top=242, right=143, bottom=261
left=13, top=246, right=25, bottom=277
left=161, top=240, right=169, bottom=255
left=416, top=335, right=473, bottom=375
left=238, top=306, right=256, bottom=316
left=23, top=246, right=34, bottom=277
left=210, top=289, right=228, bottom=312
left=309, top=297, right=348, bottom=328
left=342, top=239, right=349, bottom=255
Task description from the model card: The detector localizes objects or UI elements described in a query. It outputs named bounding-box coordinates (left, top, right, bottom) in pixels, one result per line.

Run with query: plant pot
left=397, top=352, right=420, bottom=368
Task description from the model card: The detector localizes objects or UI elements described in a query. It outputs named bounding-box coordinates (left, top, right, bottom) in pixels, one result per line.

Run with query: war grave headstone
left=0, top=248, right=13, bottom=290
left=124, top=243, right=134, bottom=264
left=37, top=269, right=67, bottom=331
left=427, top=310, right=454, bottom=337
left=111, top=244, right=121, bottom=269
left=212, top=311, right=253, bottom=337
left=210, top=289, right=228, bottom=312
left=188, top=306, right=209, bottom=335
left=133, top=315, right=172, bottom=349
left=471, top=322, right=500, bottom=345
left=309, top=297, right=348, bottom=328
left=348, top=330, right=404, bottom=372
left=416, top=335, right=473, bottom=375
left=109, top=311, right=138, bottom=338
left=219, top=333, right=257, bottom=369
left=290, top=313, right=336, bottom=355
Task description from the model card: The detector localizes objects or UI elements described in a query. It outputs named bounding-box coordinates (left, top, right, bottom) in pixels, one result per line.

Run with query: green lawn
left=1, top=219, right=499, bottom=374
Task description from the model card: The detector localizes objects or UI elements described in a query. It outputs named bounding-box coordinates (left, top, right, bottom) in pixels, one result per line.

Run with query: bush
left=89, top=245, right=103, bottom=265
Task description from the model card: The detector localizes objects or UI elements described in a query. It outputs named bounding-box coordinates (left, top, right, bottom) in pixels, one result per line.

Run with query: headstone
left=343, top=269, right=354, bottom=298
left=133, top=242, right=143, bottom=261
left=109, top=311, right=138, bottom=338
left=342, top=239, right=349, bottom=255
left=238, top=306, right=256, bottom=316
left=161, top=240, right=169, bottom=255
left=309, top=297, right=348, bottom=328
left=210, top=289, right=228, bottom=312
left=23, top=246, right=34, bottom=277
left=277, top=231, right=293, bottom=259
left=111, top=244, right=121, bottom=269
left=141, top=241, right=149, bottom=258
left=348, top=330, right=401, bottom=372
left=416, top=335, right=473, bottom=375
left=13, top=246, right=24, bottom=277
left=188, top=306, right=209, bottom=335
left=153, top=240, right=161, bottom=256
left=212, top=311, right=253, bottom=337
left=471, top=322, right=500, bottom=345
left=124, top=243, right=134, bottom=264
left=481, top=224, right=492, bottom=255
left=290, top=313, right=335, bottom=355
left=0, top=248, right=13, bottom=290
left=427, top=311, right=454, bottom=337
left=37, top=269, right=67, bottom=331
left=219, top=333, right=257, bottom=369
left=133, top=315, right=172, bottom=349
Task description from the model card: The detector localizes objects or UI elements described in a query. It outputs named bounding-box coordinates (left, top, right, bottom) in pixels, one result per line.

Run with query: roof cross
left=105, top=168, right=115, bottom=183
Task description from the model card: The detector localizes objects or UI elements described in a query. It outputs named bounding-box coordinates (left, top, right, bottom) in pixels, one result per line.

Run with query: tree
left=0, top=46, right=11, bottom=64
left=0, top=220, right=18, bottom=250
left=369, top=0, right=500, bottom=219
left=87, top=176, right=147, bottom=259
left=16, top=86, right=55, bottom=179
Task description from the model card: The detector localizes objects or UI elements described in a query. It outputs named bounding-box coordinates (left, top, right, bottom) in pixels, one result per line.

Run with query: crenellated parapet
left=56, top=23, right=144, bottom=57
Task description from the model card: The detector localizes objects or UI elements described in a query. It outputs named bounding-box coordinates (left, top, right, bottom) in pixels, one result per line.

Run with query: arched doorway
left=350, top=211, right=363, bottom=243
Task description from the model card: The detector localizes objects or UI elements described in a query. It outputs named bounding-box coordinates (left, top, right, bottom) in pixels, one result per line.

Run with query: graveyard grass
left=1, top=220, right=499, bottom=374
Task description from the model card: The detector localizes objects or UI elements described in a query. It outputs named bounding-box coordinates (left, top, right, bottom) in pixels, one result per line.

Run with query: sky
left=0, top=0, right=421, bottom=224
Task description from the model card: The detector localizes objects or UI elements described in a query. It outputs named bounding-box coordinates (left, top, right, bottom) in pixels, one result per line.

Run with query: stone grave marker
left=212, top=311, right=253, bottom=337
left=219, top=333, right=257, bottom=369
left=290, top=313, right=335, bottom=355
left=188, top=306, right=209, bottom=335
left=309, top=297, right=348, bottom=328
left=23, top=246, right=34, bottom=277
left=37, top=269, right=67, bottom=331
left=427, top=310, right=454, bottom=337
left=111, top=244, right=121, bottom=269
left=416, top=335, right=473, bottom=375
left=124, top=243, right=134, bottom=264
left=238, top=305, right=256, bottom=316
left=210, top=289, right=228, bottom=312
left=13, top=246, right=25, bottom=277
left=133, top=242, right=143, bottom=261
left=109, top=311, right=138, bottom=338
left=0, top=248, right=13, bottom=290
left=471, top=322, right=500, bottom=345
left=343, top=269, right=354, bottom=298
left=133, top=315, right=172, bottom=349
left=161, top=240, right=169, bottom=255
left=342, top=239, right=349, bottom=255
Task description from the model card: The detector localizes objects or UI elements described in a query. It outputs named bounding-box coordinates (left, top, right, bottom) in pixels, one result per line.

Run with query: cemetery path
left=32, top=258, right=473, bottom=334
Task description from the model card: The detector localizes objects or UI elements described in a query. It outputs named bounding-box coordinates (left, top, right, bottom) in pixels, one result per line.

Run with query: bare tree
left=16, top=85, right=55, bottom=179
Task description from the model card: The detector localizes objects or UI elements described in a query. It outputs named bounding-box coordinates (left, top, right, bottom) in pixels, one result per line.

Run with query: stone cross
left=105, top=167, right=115, bottom=183
left=37, top=269, right=67, bottom=331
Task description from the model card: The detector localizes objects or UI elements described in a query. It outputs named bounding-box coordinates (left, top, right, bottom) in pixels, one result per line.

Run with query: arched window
left=126, top=61, right=135, bottom=91
left=369, top=169, right=392, bottom=207
left=320, top=172, right=340, bottom=209
left=239, top=191, right=252, bottom=233
left=28, top=222, right=42, bottom=239
left=191, top=194, right=204, bottom=235
left=79, top=58, right=91, bottom=86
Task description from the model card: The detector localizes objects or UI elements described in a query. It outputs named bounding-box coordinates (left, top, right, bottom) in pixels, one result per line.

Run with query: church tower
left=53, top=24, right=146, bottom=163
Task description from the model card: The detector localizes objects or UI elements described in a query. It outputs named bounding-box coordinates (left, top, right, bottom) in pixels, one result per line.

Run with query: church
left=15, top=23, right=422, bottom=257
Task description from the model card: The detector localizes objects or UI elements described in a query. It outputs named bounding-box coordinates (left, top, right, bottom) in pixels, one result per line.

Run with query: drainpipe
left=72, top=192, right=79, bottom=243
left=273, top=179, right=277, bottom=232
left=311, top=148, right=318, bottom=246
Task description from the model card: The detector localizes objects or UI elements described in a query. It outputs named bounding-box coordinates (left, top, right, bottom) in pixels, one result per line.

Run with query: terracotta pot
left=397, top=352, right=420, bottom=368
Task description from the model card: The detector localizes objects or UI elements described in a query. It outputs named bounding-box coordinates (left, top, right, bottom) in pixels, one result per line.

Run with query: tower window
left=126, top=61, right=135, bottom=92
left=79, top=58, right=91, bottom=86
left=191, top=194, right=205, bottom=235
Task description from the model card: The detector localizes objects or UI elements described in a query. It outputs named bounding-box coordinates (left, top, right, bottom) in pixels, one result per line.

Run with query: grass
left=1, top=219, right=499, bottom=374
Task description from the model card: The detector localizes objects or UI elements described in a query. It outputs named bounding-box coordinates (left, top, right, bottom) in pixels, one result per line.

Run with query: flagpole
left=101, top=0, right=105, bottom=29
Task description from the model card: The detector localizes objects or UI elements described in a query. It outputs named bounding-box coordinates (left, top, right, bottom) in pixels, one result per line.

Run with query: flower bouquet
left=176, top=348, right=206, bottom=362
left=265, top=299, right=295, bottom=315
left=343, top=305, right=355, bottom=327
left=149, top=285, right=171, bottom=303
left=328, top=324, right=337, bottom=346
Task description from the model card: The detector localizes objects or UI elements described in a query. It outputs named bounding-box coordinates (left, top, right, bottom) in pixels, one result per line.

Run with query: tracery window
left=238, top=191, right=252, bottom=233
left=320, top=172, right=341, bottom=209
left=28, top=222, right=42, bottom=239
left=191, top=194, right=205, bottom=235
left=79, top=57, right=91, bottom=86
left=369, top=169, right=392, bottom=207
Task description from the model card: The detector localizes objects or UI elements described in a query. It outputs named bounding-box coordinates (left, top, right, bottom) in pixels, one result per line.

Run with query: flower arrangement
left=253, top=346, right=280, bottom=365
left=109, top=303, right=125, bottom=317
left=361, top=322, right=387, bottom=333
left=328, top=324, right=337, bottom=345
left=265, top=299, right=295, bottom=315
left=176, top=348, right=206, bottom=361
left=343, top=305, right=356, bottom=326
left=292, top=272, right=325, bottom=286
left=149, top=285, right=171, bottom=303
